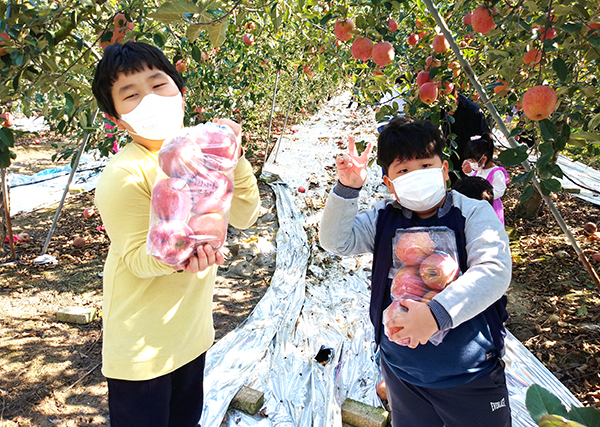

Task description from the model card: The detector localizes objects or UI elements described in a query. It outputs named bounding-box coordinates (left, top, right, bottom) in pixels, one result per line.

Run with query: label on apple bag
left=383, top=226, right=460, bottom=346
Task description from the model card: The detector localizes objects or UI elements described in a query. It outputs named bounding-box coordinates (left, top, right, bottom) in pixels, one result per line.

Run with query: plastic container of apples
left=383, top=227, right=460, bottom=346
left=146, top=122, right=240, bottom=266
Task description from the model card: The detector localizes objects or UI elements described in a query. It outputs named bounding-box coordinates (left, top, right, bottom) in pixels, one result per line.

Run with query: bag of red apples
left=146, top=122, right=240, bottom=266
left=383, top=227, right=460, bottom=346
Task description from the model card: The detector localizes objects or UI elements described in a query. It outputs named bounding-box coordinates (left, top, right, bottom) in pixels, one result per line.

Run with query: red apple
left=419, top=252, right=459, bottom=290
left=419, top=82, right=439, bottom=104
left=298, top=186, right=306, bottom=193
left=394, top=231, right=436, bottom=266
left=387, top=19, right=398, bottom=33
left=242, top=33, right=254, bottom=46
left=372, top=42, right=395, bottom=67
left=0, top=31, right=10, bottom=56
left=540, top=27, right=557, bottom=41
left=425, top=56, right=441, bottom=70
left=334, top=18, right=355, bottom=41
left=376, top=381, right=388, bottom=401
left=351, top=37, right=373, bottom=61
left=194, top=123, right=239, bottom=171
left=522, top=85, right=557, bottom=121
left=432, top=35, right=450, bottom=53
left=175, top=59, right=187, bottom=73
left=472, top=6, right=496, bottom=35
left=245, top=21, right=256, bottom=31
left=407, top=33, right=419, bottom=46
left=415, top=19, right=425, bottom=29
left=592, top=253, right=600, bottom=262
left=72, top=237, right=86, bottom=247
left=523, top=48, right=542, bottom=65
left=188, top=213, right=227, bottom=249
left=494, top=80, right=508, bottom=96
left=448, top=61, right=461, bottom=77
left=422, top=290, right=440, bottom=302
left=151, top=178, right=193, bottom=221
left=83, top=207, right=96, bottom=219
left=383, top=300, right=410, bottom=345
left=147, top=220, right=196, bottom=265
left=441, top=81, right=455, bottom=95
left=464, top=13, right=473, bottom=26
left=1, top=112, right=14, bottom=127
left=416, top=71, right=430, bottom=87
left=188, top=171, right=234, bottom=215
left=391, top=266, right=427, bottom=300
left=159, top=136, right=206, bottom=180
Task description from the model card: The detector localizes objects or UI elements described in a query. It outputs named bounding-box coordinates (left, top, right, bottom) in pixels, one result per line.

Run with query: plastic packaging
left=146, top=122, right=239, bottom=266
left=382, top=226, right=460, bottom=346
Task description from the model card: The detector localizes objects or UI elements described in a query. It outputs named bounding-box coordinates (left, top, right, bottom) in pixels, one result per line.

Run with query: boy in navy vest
left=319, top=116, right=512, bottom=427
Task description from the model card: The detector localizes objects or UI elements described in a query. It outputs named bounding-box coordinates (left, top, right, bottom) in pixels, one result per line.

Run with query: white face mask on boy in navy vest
left=121, top=92, right=184, bottom=141
left=391, top=167, right=446, bottom=212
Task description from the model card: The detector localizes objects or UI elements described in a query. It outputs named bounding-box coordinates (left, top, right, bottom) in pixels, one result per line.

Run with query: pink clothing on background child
left=472, top=166, right=508, bottom=224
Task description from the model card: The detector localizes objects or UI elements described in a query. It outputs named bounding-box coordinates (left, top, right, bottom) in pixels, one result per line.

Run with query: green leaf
left=186, top=24, right=202, bottom=43
left=588, top=34, right=600, bottom=48
left=569, top=132, right=600, bottom=145
left=568, top=406, right=600, bottom=426
left=498, top=145, right=529, bottom=166
left=65, top=93, right=74, bottom=115
left=552, top=58, right=569, bottom=82
left=191, top=45, right=203, bottom=63
left=560, top=22, right=582, bottom=34
left=525, top=385, right=569, bottom=424
left=588, top=113, right=600, bottom=131
left=537, top=152, right=553, bottom=170
left=512, top=170, right=534, bottom=184
left=0, top=149, right=12, bottom=168
left=538, top=119, right=558, bottom=142
left=545, top=162, right=563, bottom=179
left=519, top=184, right=535, bottom=202
left=151, top=0, right=210, bottom=22
left=509, top=127, right=524, bottom=138
left=541, top=178, right=562, bottom=194
left=0, top=127, right=14, bottom=148
left=207, top=17, right=228, bottom=47
left=153, top=32, right=166, bottom=48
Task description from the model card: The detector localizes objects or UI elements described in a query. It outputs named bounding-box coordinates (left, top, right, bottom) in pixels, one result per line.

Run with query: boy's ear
left=382, top=174, right=395, bottom=194
left=442, top=160, right=450, bottom=183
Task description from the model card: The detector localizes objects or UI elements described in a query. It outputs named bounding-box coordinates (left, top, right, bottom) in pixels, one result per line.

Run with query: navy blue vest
left=371, top=200, right=508, bottom=352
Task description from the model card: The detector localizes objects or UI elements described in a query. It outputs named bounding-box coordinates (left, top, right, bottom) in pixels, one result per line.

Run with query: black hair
left=394, top=75, right=407, bottom=85
left=463, top=133, right=494, bottom=163
left=91, top=41, right=185, bottom=118
left=377, top=116, right=447, bottom=175
left=452, top=176, right=494, bottom=205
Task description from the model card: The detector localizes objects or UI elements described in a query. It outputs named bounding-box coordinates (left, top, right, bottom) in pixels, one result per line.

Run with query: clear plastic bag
left=146, top=122, right=239, bottom=266
left=383, top=227, right=460, bottom=346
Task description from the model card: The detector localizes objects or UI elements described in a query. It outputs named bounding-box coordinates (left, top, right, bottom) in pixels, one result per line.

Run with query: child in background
left=452, top=176, right=494, bottom=207
left=319, top=116, right=511, bottom=427
left=461, top=133, right=509, bottom=224
left=91, top=41, right=260, bottom=427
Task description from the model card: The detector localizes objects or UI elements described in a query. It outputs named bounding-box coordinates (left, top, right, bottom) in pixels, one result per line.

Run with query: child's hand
left=214, top=118, right=243, bottom=157
left=336, top=136, right=374, bottom=189
left=461, top=159, right=473, bottom=174
left=386, top=299, right=439, bottom=349
left=174, top=244, right=224, bottom=274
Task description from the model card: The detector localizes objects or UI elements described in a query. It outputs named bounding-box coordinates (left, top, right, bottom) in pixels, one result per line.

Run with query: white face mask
left=468, top=156, right=485, bottom=174
left=391, top=167, right=447, bottom=212
left=121, top=92, right=184, bottom=141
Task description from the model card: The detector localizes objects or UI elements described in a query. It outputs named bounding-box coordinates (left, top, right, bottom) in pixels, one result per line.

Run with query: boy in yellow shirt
left=91, top=41, right=260, bottom=427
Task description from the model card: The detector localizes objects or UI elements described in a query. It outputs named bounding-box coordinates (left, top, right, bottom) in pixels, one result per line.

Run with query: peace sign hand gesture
left=335, top=136, right=374, bottom=189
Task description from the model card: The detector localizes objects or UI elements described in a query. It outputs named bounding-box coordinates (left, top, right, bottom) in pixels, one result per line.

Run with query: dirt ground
left=1, top=126, right=600, bottom=426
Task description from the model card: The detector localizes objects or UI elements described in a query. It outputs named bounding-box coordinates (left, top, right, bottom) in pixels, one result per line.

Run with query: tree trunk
left=0, top=191, right=5, bottom=252
left=514, top=186, right=544, bottom=220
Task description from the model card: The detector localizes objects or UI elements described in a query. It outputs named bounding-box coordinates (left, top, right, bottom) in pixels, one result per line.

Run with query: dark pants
left=107, top=352, right=206, bottom=427
left=381, top=357, right=511, bottom=427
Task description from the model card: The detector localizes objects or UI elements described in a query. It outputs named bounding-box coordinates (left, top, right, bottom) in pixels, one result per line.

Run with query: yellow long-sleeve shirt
left=95, top=142, right=260, bottom=380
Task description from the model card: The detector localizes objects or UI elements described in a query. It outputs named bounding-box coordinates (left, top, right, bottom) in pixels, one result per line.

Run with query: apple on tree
left=416, top=71, right=430, bottom=88
left=407, top=33, right=419, bottom=46
left=372, top=42, right=395, bottom=67
left=432, top=35, right=450, bottom=53
left=334, top=18, right=355, bottom=41
left=522, top=85, right=557, bottom=121
left=419, top=82, right=439, bottom=105
left=471, top=6, right=496, bottom=34
left=242, top=33, right=254, bottom=46
left=387, top=19, right=398, bottom=33
left=351, top=37, right=373, bottom=62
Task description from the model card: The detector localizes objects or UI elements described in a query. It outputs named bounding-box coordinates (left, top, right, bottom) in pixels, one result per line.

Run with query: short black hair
left=463, top=133, right=494, bottom=162
left=377, top=116, right=447, bottom=175
left=91, top=42, right=184, bottom=119
left=452, top=176, right=494, bottom=205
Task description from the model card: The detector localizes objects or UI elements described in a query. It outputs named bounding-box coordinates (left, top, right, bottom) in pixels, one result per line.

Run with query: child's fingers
left=348, top=135, right=358, bottom=157
left=360, top=141, right=374, bottom=162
